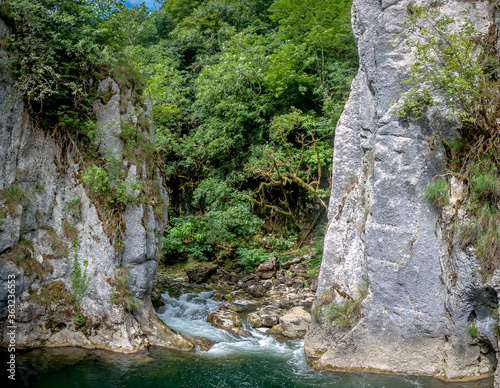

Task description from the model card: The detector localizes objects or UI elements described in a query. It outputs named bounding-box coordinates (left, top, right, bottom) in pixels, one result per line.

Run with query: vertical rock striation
left=0, top=19, right=192, bottom=352
left=305, top=0, right=500, bottom=382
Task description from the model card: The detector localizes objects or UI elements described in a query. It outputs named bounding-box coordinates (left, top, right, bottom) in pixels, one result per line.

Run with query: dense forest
left=0, top=0, right=357, bottom=272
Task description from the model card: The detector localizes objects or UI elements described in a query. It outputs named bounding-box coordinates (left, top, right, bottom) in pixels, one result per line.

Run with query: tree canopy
left=1, top=0, right=358, bottom=270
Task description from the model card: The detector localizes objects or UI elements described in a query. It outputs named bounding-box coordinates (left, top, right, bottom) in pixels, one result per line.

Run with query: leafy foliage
left=0, top=0, right=123, bottom=122
left=163, top=180, right=264, bottom=262
left=236, top=246, right=270, bottom=272
left=83, top=155, right=142, bottom=210
left=70, top=240, right=91, bottom=310
left=397, top=7, right=484, bottom=121
left=398, top=6, right=500, bottom=275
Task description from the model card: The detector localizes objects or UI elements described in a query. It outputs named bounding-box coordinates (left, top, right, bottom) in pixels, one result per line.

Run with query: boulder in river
left=207, top=310, right=246, bottom=336
left=185, top=263, right=219, bottom=283
left=279, top=307, right=311, bottom=338
left=219, top=301, right=242, bottom=312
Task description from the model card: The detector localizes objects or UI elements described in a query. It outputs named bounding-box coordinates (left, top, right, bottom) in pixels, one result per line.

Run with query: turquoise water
left=2, top=284, right=494, bottom=388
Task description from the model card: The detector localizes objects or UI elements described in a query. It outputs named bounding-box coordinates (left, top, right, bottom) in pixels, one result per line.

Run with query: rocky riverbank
left=154, top=255, right=318, bottom=340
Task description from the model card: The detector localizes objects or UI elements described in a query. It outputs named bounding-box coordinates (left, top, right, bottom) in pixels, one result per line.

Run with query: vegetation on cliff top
left=398, top=5, right=500, bottom=276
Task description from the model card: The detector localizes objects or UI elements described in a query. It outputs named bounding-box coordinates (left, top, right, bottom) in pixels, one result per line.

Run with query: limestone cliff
left=0, top=20, right=192, bottom=352
left=305, top=0, right=500, bottom=382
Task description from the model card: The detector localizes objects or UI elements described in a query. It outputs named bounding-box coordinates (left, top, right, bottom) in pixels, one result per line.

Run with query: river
left=2, top=282, right=493, bottom=387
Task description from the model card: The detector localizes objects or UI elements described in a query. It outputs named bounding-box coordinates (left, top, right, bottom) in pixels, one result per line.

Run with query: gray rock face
left=0, top=19, right=192, bottom=352
left=305, top=0, right=500, bottom=382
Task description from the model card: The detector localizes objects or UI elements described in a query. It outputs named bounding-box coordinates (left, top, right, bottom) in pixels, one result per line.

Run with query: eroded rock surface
left=0, top=19, right=191, bottom=352
left=279, top=307, right=311, bottom=339
left=306, top=0, right=500, bottom=382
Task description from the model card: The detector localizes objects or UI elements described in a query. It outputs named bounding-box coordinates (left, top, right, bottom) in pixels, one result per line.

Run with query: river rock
left=213, top=292, right=224, bottom=301
left=257, top=257, right=276, bottom=272
left=207, top=310, right=241, bottom=329
left=248, top=314, right=263, bottom=328
left=243, top=281, right=267, bottom=298
left=279, top=307, right=311, bottom=338
left=221, top=273, right=240, bottom=285
left=237, top=273, right=259, bottom=285
left=219, top=301, right=241, bottom=312
left=248, top=305, right=284, bottom=328
left=299, top=295, right=315, bottom=312
left=289, top=263, right=307, bottom=276
left=291, top=277, right=305, bottom=291
left=228, top=290, right=250, bottom=301
left=257, top=258, right=277, bottom=279
left=285, top=275, right=295, bottom=287
left=278, top=299, right=295, bottom=310
left=185, top=263, right=218, bottom=283
left=207, top=310, right=248, bottom=336
left=268, top=323, right=283, bottom=334
left=191, top=336, right=214, bottom=351
left=275, top=270, right=287, bottom=284
left=280, top=255, right=308, bottom=269
left=257, top=271, right=275, bottom=280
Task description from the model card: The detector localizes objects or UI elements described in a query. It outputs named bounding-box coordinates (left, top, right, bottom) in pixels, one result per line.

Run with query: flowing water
left=2, top=282, right=494, bottom=387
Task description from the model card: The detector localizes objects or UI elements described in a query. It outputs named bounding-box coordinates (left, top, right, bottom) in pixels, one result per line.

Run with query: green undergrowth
left=162, top=214, right=327, bottom=274
left=70, top=239, right=91, bottom=310
left=312, top=280, right=369, bottom=326
left=108, top=265, right=138, bottom=311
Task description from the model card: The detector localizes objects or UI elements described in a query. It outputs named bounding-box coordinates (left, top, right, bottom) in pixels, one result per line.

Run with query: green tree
left=123, top=0, right=358, bottom=268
